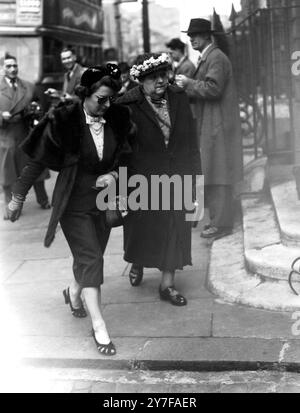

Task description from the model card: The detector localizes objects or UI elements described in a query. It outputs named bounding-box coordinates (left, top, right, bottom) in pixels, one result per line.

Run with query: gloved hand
left=8, top=194, right=25, bottom=222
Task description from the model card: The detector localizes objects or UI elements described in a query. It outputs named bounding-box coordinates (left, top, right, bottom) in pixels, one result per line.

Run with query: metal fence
left=227, top=5, right=300, bottom=163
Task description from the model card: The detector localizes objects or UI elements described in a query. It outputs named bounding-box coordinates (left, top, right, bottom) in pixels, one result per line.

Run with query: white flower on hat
left=130, top=53, right=171, bottom=80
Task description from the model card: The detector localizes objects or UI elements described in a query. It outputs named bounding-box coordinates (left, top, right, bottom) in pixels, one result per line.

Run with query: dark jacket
left=117, top=86, right=201, bottom=268
left=185, top=45, right=243, bottom=188
left=13, top=101, right=133, bottom=247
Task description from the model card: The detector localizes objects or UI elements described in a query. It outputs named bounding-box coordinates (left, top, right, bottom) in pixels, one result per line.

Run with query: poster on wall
left=0, top=1, right=16, bottom=26
left=16, top=0, right=43, bottom=26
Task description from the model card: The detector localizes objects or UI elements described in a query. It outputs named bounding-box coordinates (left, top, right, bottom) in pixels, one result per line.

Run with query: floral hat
left=130, top=53, right=172, bottom=80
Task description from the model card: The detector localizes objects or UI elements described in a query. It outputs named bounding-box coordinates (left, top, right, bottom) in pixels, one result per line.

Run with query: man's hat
left=166, top=38, right=186, bottom=51
left=182, top=18, right=215, bottom=35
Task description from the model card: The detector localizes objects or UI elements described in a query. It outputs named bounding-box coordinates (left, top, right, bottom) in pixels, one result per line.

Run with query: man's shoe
left=201, top=226, right=232, bottom=240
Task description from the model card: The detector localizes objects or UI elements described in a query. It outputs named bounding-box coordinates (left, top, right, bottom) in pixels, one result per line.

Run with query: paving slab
left=135, top=337, right=284, bottom=370
left=212, top=303, right=298, bottom=340
left=102, top=299, right=213, bottom=338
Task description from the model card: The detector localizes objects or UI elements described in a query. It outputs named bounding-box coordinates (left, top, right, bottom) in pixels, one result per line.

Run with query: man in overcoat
left=0, top=53, right=50, bottom=219
left=177, top=19, right=243, bottom=239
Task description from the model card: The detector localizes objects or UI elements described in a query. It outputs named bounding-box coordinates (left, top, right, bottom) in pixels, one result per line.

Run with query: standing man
left=177, top=19, right=243, bottom=240
left=61, top=47, right=86, bottom=100
left=118, top=62, right=138, bottom=96
left=0, top=53, right=50, bottom=219
left=166, top=38, right=195, bottom=78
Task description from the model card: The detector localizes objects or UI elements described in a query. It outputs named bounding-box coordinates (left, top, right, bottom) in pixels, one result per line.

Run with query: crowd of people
left=0, top=17, right=243, bottom=357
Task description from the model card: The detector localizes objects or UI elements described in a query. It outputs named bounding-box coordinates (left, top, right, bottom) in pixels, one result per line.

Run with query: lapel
left=0, top=77, right=14, bottom=102
left=68, top=64, right=80, bottom=93
left=193, top=44, right=218, bottom=78
left=176, top=56, right=187, bottom=74
left=10, top=79, right=27, bottom=113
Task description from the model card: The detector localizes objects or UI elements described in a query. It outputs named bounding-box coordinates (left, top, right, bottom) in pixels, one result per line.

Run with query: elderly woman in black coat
left=118, top=53, right=202, bottom=306
left=7, top=65, right=133, bottom=356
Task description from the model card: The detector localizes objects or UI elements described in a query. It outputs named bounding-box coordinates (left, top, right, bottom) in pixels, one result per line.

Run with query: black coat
left=13, top=101, right=133, bottom=247
left=117, top=86, right=201, bottom=268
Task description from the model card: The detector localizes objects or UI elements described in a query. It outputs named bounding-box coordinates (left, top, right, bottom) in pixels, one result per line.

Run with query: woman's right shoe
left=92, top=330, right=117, bottom=357
left=159, top=286, right=187, bottom=307
left=63, top=288, right=87, bottom=318
left=129, top=265, right=144, bottom=287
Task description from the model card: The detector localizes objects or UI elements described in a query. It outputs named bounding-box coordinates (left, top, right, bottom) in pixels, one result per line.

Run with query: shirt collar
left=5, top=77, right=17, bottom=87
left=83, top=107, right=106, bottom=125
left=199, top=43, right=213, bottom=59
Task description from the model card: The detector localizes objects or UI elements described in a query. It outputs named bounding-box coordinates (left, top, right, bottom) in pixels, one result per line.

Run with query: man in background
left=118, top=62, right=138, bottom=96
left=166, top=38, right=195, bottom=78
left=176, top=19, right=243, bottom=240
left=61, top=46, right=86, bottom=100
left=0, top=53, right=50, bottom=219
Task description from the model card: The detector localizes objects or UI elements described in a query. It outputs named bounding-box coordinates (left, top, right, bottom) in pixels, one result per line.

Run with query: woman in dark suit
left=7, top=65, right=133, bottom=356
left=118, top=53, right=201, bottom=306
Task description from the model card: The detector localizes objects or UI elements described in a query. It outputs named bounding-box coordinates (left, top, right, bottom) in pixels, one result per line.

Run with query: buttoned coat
left=0, top=76, right=48, bottom=186
left=117, top=86, right=202, bottom=268
left=185, top=45, right=243, bottom=188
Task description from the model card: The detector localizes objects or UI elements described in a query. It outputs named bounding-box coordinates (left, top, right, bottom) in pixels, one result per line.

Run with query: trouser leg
left=33, top=181, right=49, bottom=207
left=60, top=211, right=111, bottom=288
left=205, top=185, right=234, bottom=229
left=3, top=185, right=12, bottom=205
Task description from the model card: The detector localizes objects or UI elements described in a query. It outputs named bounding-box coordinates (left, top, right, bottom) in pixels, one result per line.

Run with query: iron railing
left=227, top=5, right=300, bottom=163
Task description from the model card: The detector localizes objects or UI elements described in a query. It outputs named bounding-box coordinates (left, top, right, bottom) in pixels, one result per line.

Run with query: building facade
left=0, top=0, right=104, bottom=85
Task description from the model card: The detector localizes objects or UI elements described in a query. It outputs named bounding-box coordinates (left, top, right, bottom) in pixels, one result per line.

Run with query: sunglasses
left=96, top=96, right=116, bottom=105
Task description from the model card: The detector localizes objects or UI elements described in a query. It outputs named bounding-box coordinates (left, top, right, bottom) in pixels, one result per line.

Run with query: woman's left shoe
left=92, top=330, right=117, bottom=357
left=159, top=286, right=187, bottom=307
left=63, top=288, right=87, bottom=318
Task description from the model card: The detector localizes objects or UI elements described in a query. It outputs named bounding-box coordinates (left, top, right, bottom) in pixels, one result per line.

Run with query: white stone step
left=269, top=165, right=300, bottom=247
left=242, top=195, right=300, bottom=281
left=208, top=228, right=300, bottom=312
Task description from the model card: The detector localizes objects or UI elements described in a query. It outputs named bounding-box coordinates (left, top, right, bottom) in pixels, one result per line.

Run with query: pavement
left=1, top=173, right=300, bottom=393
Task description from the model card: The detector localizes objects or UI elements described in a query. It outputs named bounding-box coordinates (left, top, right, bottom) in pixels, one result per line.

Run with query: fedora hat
left=182, top=18, right=215, bottom=35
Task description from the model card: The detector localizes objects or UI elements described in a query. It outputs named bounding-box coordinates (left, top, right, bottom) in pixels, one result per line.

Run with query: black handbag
left=105, top=196, right=128, bottom=228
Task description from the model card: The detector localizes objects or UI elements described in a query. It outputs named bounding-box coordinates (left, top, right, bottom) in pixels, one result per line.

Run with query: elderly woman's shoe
left=129, top=264, right=144, bottom=287
left=92, top=330, right=116, bottom=357
left=159, top=286, right=187, bottom=307
left=63, top=288, right=87, bottom=318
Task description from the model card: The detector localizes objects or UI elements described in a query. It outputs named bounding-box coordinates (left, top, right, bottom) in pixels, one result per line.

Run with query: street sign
left=16, top=0, right=43, bottom=26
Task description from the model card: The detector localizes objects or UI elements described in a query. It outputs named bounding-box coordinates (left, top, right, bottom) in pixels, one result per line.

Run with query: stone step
left=242, top=195, right=300, bottom=282
left=208, top=227, right=300, bottom=312
left=269, top=165, right=300, bottom=247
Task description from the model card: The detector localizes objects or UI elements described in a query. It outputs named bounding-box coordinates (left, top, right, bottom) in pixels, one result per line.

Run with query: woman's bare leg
left=161, top=271, right=175, bottom=290
left=82, top=287, right=110, bottom=345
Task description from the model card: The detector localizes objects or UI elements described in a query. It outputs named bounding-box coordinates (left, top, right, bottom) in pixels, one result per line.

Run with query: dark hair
left=61, top=46, right=76, bottom=55
left=75, top=76, right=121, bottom=100
left=4, top=52, right=17, bottom=61
left=118, top=62, right=130, bottom=73
left=166, top=38, right=186, bottom=54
